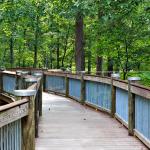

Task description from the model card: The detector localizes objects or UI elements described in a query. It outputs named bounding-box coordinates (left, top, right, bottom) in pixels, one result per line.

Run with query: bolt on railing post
left=65, top=74, right=69, bottom=97
left=111, top=73, right=120, bottom=117
left=128, top=77, right=141, bottom=136
left=80, top=71, right=86, bottom=105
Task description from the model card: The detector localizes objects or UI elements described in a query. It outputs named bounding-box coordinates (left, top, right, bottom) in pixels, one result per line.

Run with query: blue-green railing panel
left=46, top=75, right=66, bottom=93
left=69, top=78, right=81, bottom=100
left=3, top=75, right=16, bottom=94
left=0, top=119, right=21, bottom=150
left=85, top=81, right=111, bottom=111
left=135, top=95, right=150, bottom=140
left=116, top=88, right=128, bottom=123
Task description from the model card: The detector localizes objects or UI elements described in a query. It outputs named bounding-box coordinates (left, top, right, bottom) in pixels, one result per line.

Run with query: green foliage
left=127, top=72, right=150, bottom=87
left=0, top=0, right=149, bottom=86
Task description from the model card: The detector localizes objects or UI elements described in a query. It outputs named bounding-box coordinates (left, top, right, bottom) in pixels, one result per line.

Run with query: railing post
left=39, top=79, right=43, bottom=116
left=35, top=93, right=39, bottom=138
left=33, top=72, right=43, bottom=117
left=65, top=74, right=69, bottom=97
left=111, top=73, right=120, bottom=117
left=25, top=77, right=39, bottom=138
left=0, top=71, right=3, bottom=93
left=22, top=96, right=35, bottom=150
left=80, top=72, right=85, bottom=105
left=128, top=77, right=140, bottom=136
left=13, top=90, right=36, bottom=150
left=43, top=73, right=46, bottom=92
left=16, top=71, right=22, bottom=90
left=32, top=72, right=43, bottom=136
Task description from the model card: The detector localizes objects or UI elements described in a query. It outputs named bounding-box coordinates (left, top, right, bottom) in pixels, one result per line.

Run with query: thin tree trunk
left=33, top=15, right=39, bottom=68
left=1, top=48, right=7, bottom=66
left=10, top=35, right=14, bottom=68
left=75, top=12, right=85, bottom=71
left=33, top=39, right=38, bottom=68
left=88, top=50, right=91, bottom=74
left=125, top=38, right=129, bottom=79
left=56, top=37, right=60, bottom=69
left=107, top=57, right=113, bottom=77
left=50, top=48, right=53, bottom=69
left=96, top=4, right=104, bottom=76
left=61, top=26, right=70, bottom=67
left=18, top=47, right=21, bottom=67
left=96, top=56, right=103, bottom=75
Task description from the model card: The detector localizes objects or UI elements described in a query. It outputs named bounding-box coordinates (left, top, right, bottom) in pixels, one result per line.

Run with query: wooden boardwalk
left=36, top=93, right=148, bottom=150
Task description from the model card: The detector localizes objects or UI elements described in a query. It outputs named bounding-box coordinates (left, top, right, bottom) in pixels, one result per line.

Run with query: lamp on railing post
left=80, top=71, right=86, bottom=105
left=111, top=73, right=120, bottom=117
left=13, top=89, right=36, bottom=150
left=128, top=77, right=141, bottom=136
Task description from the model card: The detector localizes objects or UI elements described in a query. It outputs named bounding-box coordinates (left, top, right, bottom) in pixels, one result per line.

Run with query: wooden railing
left=44, top=71, right=150, bottom=148
left=0, top=68, right=149, bottom=149
left=0, top=70, right=42, bottom=150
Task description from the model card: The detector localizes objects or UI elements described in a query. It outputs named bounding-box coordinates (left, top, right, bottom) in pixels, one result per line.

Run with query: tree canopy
left=0, top=0, right=149, bottom=81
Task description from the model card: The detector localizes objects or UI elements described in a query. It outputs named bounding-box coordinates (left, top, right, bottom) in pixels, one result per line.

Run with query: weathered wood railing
left=44, top=71, right=150, bottom=148
left=0, top=70, right=42, bottom=150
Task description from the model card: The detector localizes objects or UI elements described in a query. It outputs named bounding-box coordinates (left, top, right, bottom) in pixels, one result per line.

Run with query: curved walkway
left=36, top=93, right=147, bottom=150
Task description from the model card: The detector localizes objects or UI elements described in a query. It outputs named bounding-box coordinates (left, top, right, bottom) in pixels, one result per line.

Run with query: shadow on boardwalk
left=36, top=93, right=147, bottom=150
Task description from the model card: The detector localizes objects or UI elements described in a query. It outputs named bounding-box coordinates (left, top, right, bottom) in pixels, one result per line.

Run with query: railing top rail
left=0, top=70, right=17, bottom=76
left=7, top=67, right=47, bottom=71
left=131, top=82, right=150, bottom=91
left=0, top=98, right=29, bottom=112
left=0, top=71, right=42, bottom=112
left=44, top=70, right=150, bottom=98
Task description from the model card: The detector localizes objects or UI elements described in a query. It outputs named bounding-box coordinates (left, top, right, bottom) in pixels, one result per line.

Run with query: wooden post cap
left=21, top=71, right=29, bottom=76
left=0, top=66, right=6, bottom=71
left=128, top=77, right=141, bottom=81
left=33, top=72, right=43, bottom=77
left=13, top=90, right=36, bottom=97
left=77, top=71, right=86, bottom=75
left=111, top=73, right=120, bottom=79
left=25, top=78, right=38, bottom=83
left=16, top=70, right=23, bottom=75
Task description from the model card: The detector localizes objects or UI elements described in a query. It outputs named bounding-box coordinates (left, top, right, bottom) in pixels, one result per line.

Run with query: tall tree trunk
left=1, top=48, right=7, bottom=66
left=56, top=37, right=60, bottom=69
left=87, top=50, right=91, bottom=74
left=18, top=48, right=21, bottom=67
left=107, top=57, right=113, bottom=77
left=96, top=56, right=103, bottom=75
left=61, top=26, right=70, bottom=67
left=33, top=15, right=39, bottom=68
left=124, top=38, right=129, bottom=79
left=49, top=48, right=53, bottom=69
left=33, top=38, right=38, bottom=68
left=96, top=4, right=104, bottom=76
left=10, top=35, right=14, bottom=68
left=75, top=12, right=85, bottom=71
